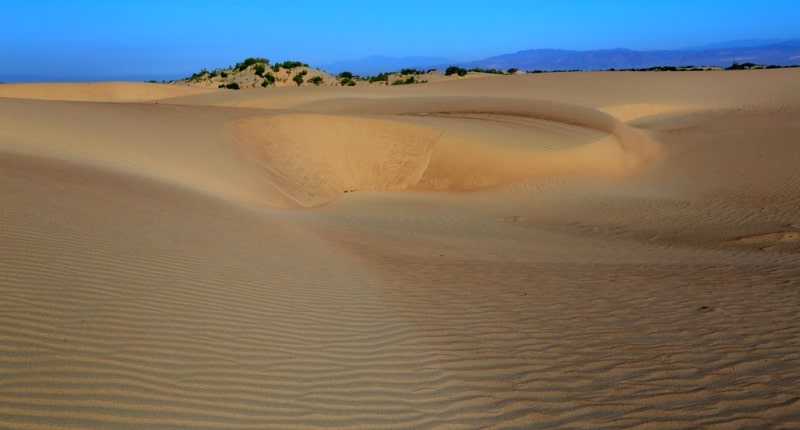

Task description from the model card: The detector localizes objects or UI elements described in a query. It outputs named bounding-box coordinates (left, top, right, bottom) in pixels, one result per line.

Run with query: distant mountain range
left=322, top=40, right=800, bottom=75
left=462, top=40, right=800, bottom=71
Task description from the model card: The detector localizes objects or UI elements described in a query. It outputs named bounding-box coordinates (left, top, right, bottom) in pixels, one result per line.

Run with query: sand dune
left=2, top=70, right=799, bottom=428
left=0, top=81, right=213, bottom=102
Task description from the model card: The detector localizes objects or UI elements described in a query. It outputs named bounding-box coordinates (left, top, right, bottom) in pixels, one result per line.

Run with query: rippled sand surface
left=2, top=71, right=799, bottom=428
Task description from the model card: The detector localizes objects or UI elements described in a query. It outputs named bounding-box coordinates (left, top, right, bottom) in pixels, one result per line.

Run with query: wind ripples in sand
left=2, top=71, right=799, bottom=428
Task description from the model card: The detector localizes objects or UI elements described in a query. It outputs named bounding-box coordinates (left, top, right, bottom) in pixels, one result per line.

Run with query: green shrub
left=400, top=68, right=423, bottom=75
left=236, top=57, right=268, bottom=71
left=307, top=76, right=324, bottom=85
left=293, top=70, right=308, bottom=85
left=726, top=61, right=758, bottom=70
left=445, top=66, right=468, bottom=76
left=391, top=75, right=416, bottom=85
left=188, top=68, right=209, bottom=82
left=254, top=64, right=266, bottom=77
left=281, top=60, right=305, bottom=69
left=469, top=67, right=504, bottom=74
left=368, top=72, right=390, bottom=83
left=338, top=71, right=353, bottom=79
left=225, top=82, right=240, bottom=90
left=507, top=68, right=519, bottom=74
left=261, top=72, right=277, bottom=87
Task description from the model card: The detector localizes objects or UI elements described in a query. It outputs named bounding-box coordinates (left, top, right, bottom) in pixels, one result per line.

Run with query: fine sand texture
left=2, top=70, right=799, bottom=428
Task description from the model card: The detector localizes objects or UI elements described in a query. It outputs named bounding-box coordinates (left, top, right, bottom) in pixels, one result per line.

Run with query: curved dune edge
left=599, top=103, right=704, bottom=122
left=228, top=104, right=662, bottom=208
left=0, top=82, right=215, bottom=102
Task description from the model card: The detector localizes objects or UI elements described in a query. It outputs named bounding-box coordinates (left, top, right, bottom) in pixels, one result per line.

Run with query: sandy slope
left=1, top=70, right=799, bottom=428
left=0, top=82, right=214, bottom=102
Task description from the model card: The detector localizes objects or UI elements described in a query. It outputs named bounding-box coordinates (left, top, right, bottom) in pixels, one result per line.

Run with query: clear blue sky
left=2, top=0, right=799, bottom=81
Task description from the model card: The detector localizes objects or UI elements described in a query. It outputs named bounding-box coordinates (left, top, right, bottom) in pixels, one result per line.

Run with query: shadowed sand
left=1, top=70, right=799, bottom=428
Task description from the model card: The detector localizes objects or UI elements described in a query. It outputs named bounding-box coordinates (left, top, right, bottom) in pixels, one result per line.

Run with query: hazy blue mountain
left=320, top=55, right=451, bottom=76
left=681, top=38, right=794, bottom=50
left=460, top=41, right=800, bottom=71
left=317, top=41, right=800, bottom=77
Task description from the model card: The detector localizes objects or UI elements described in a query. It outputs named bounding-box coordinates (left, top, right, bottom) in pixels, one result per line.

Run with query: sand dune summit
left=1, top=70, right=799, bottom=428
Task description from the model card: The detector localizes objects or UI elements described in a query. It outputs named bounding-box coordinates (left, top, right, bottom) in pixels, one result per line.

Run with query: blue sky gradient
left=2, top=0, right=799, bottom=81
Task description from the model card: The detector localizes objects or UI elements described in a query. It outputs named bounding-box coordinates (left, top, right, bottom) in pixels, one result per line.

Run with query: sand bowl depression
left=229, top=98, right=661, bottom=207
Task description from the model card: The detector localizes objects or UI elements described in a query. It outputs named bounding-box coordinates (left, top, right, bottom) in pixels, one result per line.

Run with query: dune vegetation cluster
left=174, top=57, right=531, bottom=89
left=170, top=56, right=800, bottom=91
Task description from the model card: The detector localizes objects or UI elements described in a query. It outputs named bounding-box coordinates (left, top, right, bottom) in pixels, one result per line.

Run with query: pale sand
left=1, top=70, right=799, bottom=428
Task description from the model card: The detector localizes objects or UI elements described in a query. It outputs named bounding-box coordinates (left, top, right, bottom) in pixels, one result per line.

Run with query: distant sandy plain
left=1, top=70, right=799, bottom=428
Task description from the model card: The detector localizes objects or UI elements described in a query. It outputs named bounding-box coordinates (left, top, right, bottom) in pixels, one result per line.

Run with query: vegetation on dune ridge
left=171, top=58, right=800, bottom=89
left=178, top=57, right=331, bottom=89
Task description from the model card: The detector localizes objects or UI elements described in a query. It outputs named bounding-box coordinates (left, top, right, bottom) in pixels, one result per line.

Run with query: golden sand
left=1, top=70, right=799, bottom=428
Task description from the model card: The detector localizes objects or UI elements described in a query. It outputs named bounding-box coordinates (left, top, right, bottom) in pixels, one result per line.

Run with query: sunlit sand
left=1, top=70, right=799, bottom=428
